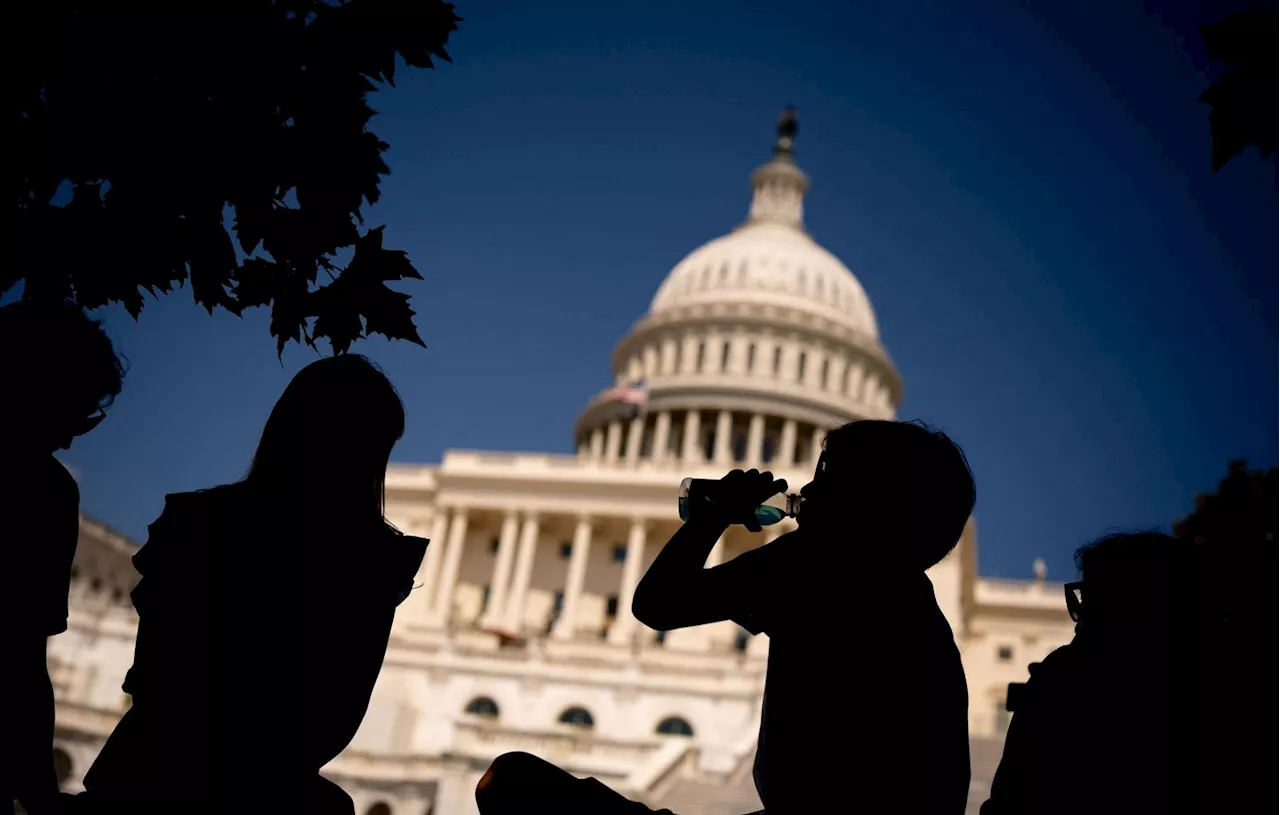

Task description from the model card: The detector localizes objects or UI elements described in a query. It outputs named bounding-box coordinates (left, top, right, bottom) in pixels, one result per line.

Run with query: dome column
left=624, top=414, right=645, bottom=466
left=589, top=427, right=605, bottom=461
left=652, top=411, right=672, bottom=465
left=747, top=413, right=766, bottom=468
left=604, top=420, right=623, bottom=463
left=809, top=426, right=825, bottom=465
left=779, top=419, right=798, bottom=468
left=713, top=410, right=733, bottom=465
left=681, top=410, right=702, bottom=464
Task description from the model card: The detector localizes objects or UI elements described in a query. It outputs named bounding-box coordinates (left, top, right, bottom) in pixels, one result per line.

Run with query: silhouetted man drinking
left=474, top=419, right=974, bottom=815
left=633, top=419, right=974, bottom=815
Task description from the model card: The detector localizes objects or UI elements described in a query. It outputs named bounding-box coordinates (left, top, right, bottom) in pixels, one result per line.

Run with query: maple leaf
left=9, top=1, right=458, bottom=356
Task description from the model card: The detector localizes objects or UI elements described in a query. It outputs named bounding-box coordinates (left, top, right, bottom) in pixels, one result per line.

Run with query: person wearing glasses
left=1, top=299, right=126, bottom=815
left=475, top=420, right=976, bottom=815
left=980, top=532, right=1199, bottom=815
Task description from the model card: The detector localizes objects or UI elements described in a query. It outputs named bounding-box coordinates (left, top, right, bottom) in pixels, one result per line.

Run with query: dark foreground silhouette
left=1, top=300, right=125, bottom=815
left=981, top=529, right=1260, bottom=815
left=75, top=355, right=426, bottom=814
left=479, top=419, right=977, bottom=815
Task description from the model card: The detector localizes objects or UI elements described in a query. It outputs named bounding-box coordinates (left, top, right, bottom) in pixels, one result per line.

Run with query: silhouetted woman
left=81, top=355, right=426, bottom=814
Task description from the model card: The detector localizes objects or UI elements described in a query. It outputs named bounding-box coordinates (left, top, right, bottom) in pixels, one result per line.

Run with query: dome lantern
left=747, top=106, right=810, bottom=229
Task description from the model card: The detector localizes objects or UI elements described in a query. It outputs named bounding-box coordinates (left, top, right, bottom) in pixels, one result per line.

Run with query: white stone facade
left=47, top=118, right=1075, bottom=815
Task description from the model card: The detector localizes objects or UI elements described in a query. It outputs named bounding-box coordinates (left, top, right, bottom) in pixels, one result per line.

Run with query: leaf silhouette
left=1199, top=8, right=1278, bottom=172
left=10, top=1, right=460, bottom=356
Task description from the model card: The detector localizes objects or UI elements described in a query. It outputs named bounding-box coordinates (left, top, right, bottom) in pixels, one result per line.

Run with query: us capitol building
left=48, top=112, right=1075, bottom=815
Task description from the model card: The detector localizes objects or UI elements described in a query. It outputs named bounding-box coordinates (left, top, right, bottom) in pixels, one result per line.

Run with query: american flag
left=603, top=378, right=648, bottom=408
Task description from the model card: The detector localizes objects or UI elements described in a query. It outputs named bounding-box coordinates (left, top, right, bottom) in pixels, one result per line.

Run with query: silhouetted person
left=78, top=355, right=426, bottom=814
left=980, top=532, right=1204, bottom=815
left=476, top=419, right=975, bottom=815
left=1, top=300, right=125, bottom=815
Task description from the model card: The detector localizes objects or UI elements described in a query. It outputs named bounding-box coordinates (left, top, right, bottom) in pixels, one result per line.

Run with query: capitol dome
left=575, top=109, right=902, bottom=474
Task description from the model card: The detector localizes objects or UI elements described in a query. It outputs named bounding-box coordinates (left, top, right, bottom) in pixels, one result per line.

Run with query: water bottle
left=677, top=477, right=802, bottom=527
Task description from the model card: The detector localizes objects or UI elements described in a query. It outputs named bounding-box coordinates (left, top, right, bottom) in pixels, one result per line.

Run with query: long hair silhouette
left=240, top=354, right=405, bottom=526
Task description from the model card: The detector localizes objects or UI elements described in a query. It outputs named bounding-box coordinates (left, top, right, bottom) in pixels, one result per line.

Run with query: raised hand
left=713, top=469, right=788, bottom=532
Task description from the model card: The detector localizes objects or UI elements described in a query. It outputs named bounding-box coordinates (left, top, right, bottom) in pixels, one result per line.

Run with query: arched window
left=466, top=696, right=500, bottom=719
left=558, top=706, right=595, bottom=729
left=367, top=803, right=393, bottom=815
left=796, top=352, right=807, bottom=383
left=52, top=746, right=73, bottom=786
left=656, top=716, right=694, bottom=737
left=746, top=343, right=756, bottom=372
left=695, top=342, right=706, bottom=372
left=720, top=341, right=731, bottom=371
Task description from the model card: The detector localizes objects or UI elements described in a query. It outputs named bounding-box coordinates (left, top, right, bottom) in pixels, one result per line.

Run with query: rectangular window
left=695, top=342, right=706, bottom=372
left=489, top=538, right=501, bottom=554
left=721, top=341, right=731, bottom=371
left=747, top=343, right=756, bottom=371
left=612, top=544, right=627, bottom=563
left=997, top=645, right=1014, bottom=662
left=772, top=347, right=782, bottom=374
left=606, top=595, right=619, bottom=617
left=797, top=351, right=807, bottom=382
left=560, top=541, right=573, bottom=559
left=820, top=358, right=830, bottom=388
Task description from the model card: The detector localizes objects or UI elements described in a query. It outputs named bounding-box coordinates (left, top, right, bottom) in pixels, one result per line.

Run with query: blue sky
left=31, top=0, right=1277, bottom=581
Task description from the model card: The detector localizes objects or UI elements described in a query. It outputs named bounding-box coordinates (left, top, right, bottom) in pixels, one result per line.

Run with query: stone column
left=746, top=413, right=766, bottom=469
left=779, top=419, right=797, bottom=469
left=728, top=335, right=749, bottom=375
left=651, top=411, right=671, bottom=466
left=552, top=517, right=594, bottom=640
left=829, top=356, right=849, bottom=396
left=643, top=345, right=660, bottom=378
left=680, top=335, right=700, bottom=374
left=713, top=410, right=733, bottom=465
left=430, top=507, right=469, bottom=623
left=604, top=420, right=623, bottom=463
left=624, top=415, right=645, bottom=466
left=681, top=410, right=702, bottom=464
left=502, top=514, right=540, bottom=632
left=589, top=428, right=605, bottom=461
left=660, top=337, right=678, bottom=375
left=607, top=519, right=648, bottom=646
left=846, top=363, right=866, bottom=401
left=665, top=531, right=729, bottom=652
left=809, top=425, right=825, bottom=464
left=479, top=511, right=520, bottom=629
left=416, top=511, right=449, bottom=623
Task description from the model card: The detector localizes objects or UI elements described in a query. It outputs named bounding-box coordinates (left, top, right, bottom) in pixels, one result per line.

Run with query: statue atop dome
left=774, top=106, right=798, bottom=156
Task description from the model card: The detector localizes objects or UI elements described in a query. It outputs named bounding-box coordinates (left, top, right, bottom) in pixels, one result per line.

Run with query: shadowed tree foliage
left=1174, top=459, right=1277, bottom=550
left=10, top=1, right=462, bottom=355
left=1198, top=5, right=1278, bottom=172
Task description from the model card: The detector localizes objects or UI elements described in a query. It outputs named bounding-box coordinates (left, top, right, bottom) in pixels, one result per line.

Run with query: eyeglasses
left=1065, top=581, right=1083, bottom=622
left=70, top=409, right=107, bottom=438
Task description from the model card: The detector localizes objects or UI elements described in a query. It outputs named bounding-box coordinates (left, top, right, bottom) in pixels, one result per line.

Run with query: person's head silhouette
left=798, top=419, right=975, bottom=572
left=242, top=354, right=405, bottom=525
left=1069, top=531, right=1192, bottom=637
left=0, top=298, right=125, bottom=454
